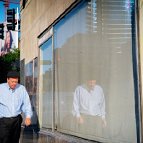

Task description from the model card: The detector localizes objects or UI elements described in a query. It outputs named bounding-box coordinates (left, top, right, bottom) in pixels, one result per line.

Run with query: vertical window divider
left=51, top=27, right=55, bottom=132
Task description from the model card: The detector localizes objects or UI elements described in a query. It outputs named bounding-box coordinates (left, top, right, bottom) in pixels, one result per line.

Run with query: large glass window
left=54, top=0, right=137, bottom=143
left=39, top=38, right=53, bottom=128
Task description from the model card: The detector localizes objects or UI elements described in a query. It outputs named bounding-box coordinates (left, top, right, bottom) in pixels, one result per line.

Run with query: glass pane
left=39, top=38, right=53, bottom=128
left=54, top=0, right=137, bottom=142
left=25, top=61, right=33, bottom=95
left=20, top=59, right=25, bottom=85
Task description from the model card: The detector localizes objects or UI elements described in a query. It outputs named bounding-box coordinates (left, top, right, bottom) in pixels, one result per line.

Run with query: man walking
left=0, top=70, right=33, bottom=143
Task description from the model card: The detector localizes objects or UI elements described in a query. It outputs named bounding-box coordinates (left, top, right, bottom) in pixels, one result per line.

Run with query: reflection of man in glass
left=72, top=79, right=106, bottom=127
left=1, top=31, right=13, bottom=56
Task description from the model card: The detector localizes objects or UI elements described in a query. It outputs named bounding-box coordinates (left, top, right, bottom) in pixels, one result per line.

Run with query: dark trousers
left=0, top=115, right=23, bottom=143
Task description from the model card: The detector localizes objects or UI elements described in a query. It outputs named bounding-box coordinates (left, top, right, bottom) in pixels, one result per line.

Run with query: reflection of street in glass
left=72, top=79, right=106, bottom=127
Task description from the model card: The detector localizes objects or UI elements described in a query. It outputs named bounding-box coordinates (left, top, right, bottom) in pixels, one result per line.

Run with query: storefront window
left=54, top=0, right=137, bottom=142
left=39, top=38, right=53, bottom=128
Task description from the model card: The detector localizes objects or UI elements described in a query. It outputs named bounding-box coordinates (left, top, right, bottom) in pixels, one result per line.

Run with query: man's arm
left=100, top=89, right=106, bottom=127
left=22, top=86, right=33, bottom=126
left=72, top=87, right=81, bottom=118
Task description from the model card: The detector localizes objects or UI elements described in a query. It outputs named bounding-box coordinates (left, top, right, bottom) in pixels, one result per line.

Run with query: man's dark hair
left=7, top=70, right=20, bottom=78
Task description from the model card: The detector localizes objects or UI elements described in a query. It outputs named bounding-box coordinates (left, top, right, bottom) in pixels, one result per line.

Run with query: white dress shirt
left=0, top=83, right=33, bottom=118
left=72, top=84, right=105, bottom=119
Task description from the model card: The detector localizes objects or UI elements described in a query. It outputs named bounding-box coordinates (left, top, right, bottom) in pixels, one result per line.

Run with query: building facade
left=20, top=0, right=142, bottom=143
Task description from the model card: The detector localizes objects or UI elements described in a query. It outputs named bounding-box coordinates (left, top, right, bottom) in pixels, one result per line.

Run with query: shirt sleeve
left=72, top=87, right=81, bottom=118
left=100, top=89, right=106, bottom=119
left=22, top=86, right=33, bottom=118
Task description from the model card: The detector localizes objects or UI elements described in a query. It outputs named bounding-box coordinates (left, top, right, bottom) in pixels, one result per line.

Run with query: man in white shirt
left=72, top=79, right=106, bottom=127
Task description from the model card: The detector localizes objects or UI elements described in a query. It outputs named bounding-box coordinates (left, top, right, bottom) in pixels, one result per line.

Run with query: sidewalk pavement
left=20, top=126, right=40, bottom=143
left=20, top=127, right=99, bottom=143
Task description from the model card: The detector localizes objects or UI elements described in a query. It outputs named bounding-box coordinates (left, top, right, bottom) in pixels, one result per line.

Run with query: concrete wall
left=20, top=0, right=76, bottom=63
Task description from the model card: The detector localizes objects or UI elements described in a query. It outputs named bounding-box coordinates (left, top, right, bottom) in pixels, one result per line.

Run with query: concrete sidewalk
left=20, top=127, right=98, bottom=143
left=20, top=130, right=39, bottom=143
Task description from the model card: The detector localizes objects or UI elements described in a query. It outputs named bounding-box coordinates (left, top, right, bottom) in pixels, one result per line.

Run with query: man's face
left=7, top=77, right=18, bottom=89
left=87, top=80, right=96, bottom=89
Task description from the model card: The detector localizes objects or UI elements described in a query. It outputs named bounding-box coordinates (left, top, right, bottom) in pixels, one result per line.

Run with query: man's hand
left=77, top=116, right=84, bottom=124
left=25, top=117, right=31, bottom=126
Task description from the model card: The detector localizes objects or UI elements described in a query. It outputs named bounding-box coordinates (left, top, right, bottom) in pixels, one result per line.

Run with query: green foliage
left=1, top=48, right=20, bottom=63
left=0, top=48, right=20, bottom=83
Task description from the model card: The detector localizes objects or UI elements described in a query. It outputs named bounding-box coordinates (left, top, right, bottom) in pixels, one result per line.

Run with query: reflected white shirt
left=72, top=85, right=105, bottom=119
